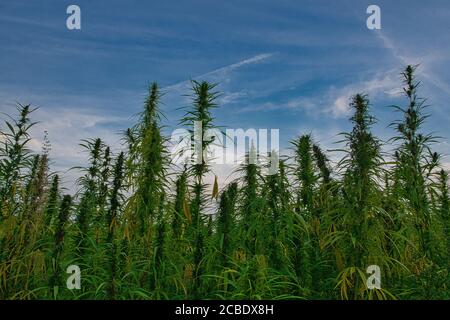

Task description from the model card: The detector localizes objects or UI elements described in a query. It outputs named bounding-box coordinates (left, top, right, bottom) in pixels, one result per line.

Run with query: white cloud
left=27, top=107, right=127, bottom=191
left=0, top=89, right=130, bottom=192
left=327, top=71, right=400, bottom=117
left=237, top=70, right=400, bottom=118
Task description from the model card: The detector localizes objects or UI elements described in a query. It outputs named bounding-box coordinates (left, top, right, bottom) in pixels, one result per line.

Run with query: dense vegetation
left=0, top=66, right=449, bottom=300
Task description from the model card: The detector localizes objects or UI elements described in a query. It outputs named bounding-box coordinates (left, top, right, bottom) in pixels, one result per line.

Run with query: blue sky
left=1, top=0, right=450, bottom=188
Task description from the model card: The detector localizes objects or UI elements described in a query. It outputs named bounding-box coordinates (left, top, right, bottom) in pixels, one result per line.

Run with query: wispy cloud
left=376, top=31, right=450, bottom=96
left=163, top=53, right=276, bottom=93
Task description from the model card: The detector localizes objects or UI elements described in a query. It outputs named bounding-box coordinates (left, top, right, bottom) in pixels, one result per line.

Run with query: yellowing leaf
left=183, top=198, right=192, bottom=224
left=110, top=217, right=117, bottom=232
left=124, top=224, right=130, bottom=240
left=212, top=175, right=219, bottom=200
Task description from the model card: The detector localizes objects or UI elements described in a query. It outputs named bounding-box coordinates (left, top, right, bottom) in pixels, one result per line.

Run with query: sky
left=1, top=0, right=450, bottom=190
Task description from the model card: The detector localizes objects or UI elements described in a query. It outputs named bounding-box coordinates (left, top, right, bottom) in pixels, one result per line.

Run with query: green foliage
left=0, top=66, right=449, bottom=300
